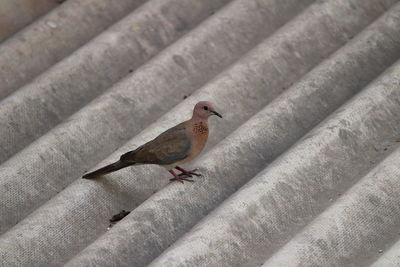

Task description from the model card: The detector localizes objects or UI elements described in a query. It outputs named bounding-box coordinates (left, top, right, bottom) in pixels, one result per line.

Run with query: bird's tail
left=82, top=160, right=131, bottom=179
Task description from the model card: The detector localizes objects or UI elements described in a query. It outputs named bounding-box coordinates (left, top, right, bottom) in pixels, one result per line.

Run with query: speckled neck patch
left=193, top=122, right=208, bottom=135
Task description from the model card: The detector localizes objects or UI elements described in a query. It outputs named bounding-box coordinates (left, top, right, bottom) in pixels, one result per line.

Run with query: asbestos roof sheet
left=1, top=0, right=400, bottom=266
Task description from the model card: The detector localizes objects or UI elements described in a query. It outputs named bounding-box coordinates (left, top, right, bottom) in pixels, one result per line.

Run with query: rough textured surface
left=264, top=142, right=400, bottom=267
left=0, top=0, right=147, bottom=99
left=1, top=0, right=400, bottom=266
left=371, top=239, right=400, bottom=267
left=150, top=6, right=400, bottom=266
left=0, top=0, right=311, bottom=236
left=0, top=0, right=230, bottom=163
left=0, top=0, right=59, bottom=42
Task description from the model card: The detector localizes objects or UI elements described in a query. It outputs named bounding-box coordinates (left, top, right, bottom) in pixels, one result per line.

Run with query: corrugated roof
left=1, top=0, right=400, bottom=266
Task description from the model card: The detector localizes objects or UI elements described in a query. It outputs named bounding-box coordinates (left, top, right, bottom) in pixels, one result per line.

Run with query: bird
left=82, top=101, right=222, bottom=183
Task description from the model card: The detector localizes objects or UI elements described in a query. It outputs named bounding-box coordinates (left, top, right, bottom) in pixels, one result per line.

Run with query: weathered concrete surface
left=1, top=0, right=400, bottom=266
left=0, top=0, right=58, bottom=42
left=263, top=145, right=400, bottom=267
left=371, top=239, right=400, bottom=266
left=0, top=0, right=146, bottom=99
left=0, top=0, right=230, bottom=163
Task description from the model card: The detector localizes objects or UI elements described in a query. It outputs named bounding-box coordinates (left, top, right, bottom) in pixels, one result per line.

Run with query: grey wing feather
left=157, top=140, right=191, bottom=165
left=123, top=122, right=191, bottom=165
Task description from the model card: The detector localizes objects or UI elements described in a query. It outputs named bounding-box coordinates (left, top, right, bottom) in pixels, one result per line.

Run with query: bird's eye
left=203, top=106, right=208, bottom=110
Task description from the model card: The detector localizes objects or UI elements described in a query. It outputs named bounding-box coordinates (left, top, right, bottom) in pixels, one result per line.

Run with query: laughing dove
left=82, top=101, right=222, bottom=183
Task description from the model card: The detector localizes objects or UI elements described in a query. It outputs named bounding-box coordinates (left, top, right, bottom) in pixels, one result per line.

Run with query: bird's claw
left=178, top=168, right=202, bottom=177
left=170, top=168, right=201, bottom=183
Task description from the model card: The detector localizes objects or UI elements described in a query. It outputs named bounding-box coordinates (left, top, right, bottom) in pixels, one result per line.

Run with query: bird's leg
left=168, top=169, right=194, bottom=183
left=175, top=166, right=202, bottom=177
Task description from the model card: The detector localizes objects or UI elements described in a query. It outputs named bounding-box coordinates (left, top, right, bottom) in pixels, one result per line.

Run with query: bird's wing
left=120, top=122, right=191, bottom=165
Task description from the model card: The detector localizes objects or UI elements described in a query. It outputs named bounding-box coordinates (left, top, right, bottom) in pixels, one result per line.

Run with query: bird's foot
left=168, top=169, right=194, bottom=183
left=185, top=168, right=202, bottom=177
left=175, top=166, right=202, bottom=177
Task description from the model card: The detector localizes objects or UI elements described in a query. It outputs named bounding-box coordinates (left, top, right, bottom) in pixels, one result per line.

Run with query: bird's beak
left=211, top=110, right=222, bottom=118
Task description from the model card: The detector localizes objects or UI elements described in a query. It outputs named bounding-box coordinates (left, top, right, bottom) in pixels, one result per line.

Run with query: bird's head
left=193, top=101, right=222, bottom=120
